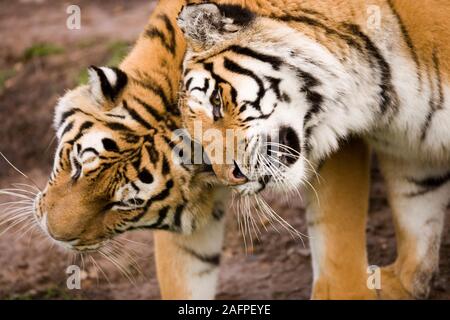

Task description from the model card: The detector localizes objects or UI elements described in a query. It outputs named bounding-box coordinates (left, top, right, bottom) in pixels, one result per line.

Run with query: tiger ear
left=177, top=3, right=255, bottom=51
left=87, top=66, right=128, bottom=106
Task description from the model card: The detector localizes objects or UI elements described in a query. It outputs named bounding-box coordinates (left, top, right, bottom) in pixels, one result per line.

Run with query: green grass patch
left=77, top=69, right=90, bottom=86
left=39, top=287, right=74, bottom=300
left=23, top=43, right=65, bottom=61
left=105, top=40, right=131, bottom=67
left=6, top=293, right=33, bottom=300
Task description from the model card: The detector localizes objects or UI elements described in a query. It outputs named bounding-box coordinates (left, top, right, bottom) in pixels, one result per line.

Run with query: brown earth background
left=0, top=0, right=448, bottom=300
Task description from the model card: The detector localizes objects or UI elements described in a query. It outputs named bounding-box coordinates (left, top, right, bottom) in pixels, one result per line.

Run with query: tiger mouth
left=33, top=203, right=107, bottom=252
left=52, top=237, right=108, bottom=252
left=231, top=174, right=271, bottom=196
left=233, top=127, right=301, bottom=195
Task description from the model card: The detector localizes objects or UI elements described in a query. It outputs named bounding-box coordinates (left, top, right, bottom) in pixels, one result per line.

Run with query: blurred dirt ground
left=0, top=0, right=448, bottom=300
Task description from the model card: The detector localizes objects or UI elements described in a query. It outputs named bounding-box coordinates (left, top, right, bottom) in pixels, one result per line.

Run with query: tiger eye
left=211, top=89, right=223, bottom=121
left=212, top=90, right=221, bottom=107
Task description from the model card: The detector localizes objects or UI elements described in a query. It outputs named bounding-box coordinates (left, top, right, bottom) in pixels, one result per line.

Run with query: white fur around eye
left=80, top=151, right=99, bottom=172
left=73, top=132, right=112, bottom=174
left=80, top=152, right=97, bottom=164
left=187, top=96, right=210, bottom=116
left=79, top=132, right=111, bottom=152
left=81, top=158, right=100, bottom=173
left=113, top=178, right=160, bottom=205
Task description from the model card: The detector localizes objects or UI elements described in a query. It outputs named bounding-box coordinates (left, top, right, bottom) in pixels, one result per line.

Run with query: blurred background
left=0, top=0, right=448, bottom=299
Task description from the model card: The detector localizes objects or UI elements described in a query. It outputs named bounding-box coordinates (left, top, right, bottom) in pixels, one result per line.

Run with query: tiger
left=24, top=0, right=230, bottom=299
left=2, top=0, right=371, bottom=300
left=177, top=0, right=450, bottom=299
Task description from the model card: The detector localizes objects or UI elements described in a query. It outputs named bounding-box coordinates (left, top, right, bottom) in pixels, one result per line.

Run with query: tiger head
left=177, top=3, right=316, bottom=196
left=34, top=66, right=217, bottom=251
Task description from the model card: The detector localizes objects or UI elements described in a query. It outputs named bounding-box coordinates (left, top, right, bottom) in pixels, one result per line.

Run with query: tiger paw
left=311, top=277, right=378, bottom=300
left=378, top=265, right=415, bottom=300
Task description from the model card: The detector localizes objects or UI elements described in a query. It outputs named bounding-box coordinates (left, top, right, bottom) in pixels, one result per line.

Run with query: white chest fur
left=367, top=42, right=450, bottom=164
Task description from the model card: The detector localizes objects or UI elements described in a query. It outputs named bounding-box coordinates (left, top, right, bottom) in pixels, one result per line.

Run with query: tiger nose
left=228, top=161, right=248, bottom=185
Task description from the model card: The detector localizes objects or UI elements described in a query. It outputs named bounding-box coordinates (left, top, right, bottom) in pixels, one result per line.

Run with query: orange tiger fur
left=26, top=0, right=374, bottom=299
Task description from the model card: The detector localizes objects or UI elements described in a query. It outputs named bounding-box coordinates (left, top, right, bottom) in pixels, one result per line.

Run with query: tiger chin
left=178, top=1, right=450, bottom=299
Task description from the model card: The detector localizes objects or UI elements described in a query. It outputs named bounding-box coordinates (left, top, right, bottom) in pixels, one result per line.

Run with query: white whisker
left=0, top=190, right=34, bottom=200
left=0, top=188, right=37, bottom=197
left=0, top=152, right=41, bottom=191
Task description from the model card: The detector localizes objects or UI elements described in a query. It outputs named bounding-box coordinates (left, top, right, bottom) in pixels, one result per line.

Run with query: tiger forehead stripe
left=59, top=107, right=124, bottom=130
left=104, top=122, right=133, bottom=132
left=196, top=45, right=283, bottom=71
left=60, top=121, right=74, bottom=137
left=66, top=121, right=94, bottom=145
left=58, top=109, right=77, bottom=127
left=227, top=45, right=283, bottom=70
left=223, top=57, right=265, bottom=109
left=189, top=78, right=210, bottom=94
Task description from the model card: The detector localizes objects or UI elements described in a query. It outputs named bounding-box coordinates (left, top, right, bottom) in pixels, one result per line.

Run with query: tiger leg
left=377, top=153, right=448, bottom=299
left=307, top=138, right=375, bottom=299
left=154, top=203, right=226, bottom=300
